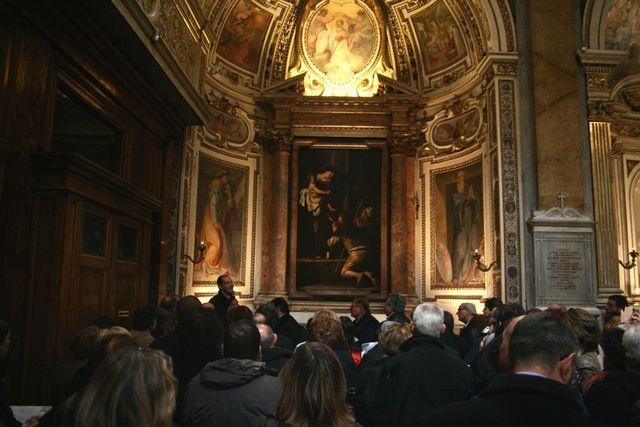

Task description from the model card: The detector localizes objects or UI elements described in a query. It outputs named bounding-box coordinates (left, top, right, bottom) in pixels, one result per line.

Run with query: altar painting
left=296, top=148, right=381, bottom=290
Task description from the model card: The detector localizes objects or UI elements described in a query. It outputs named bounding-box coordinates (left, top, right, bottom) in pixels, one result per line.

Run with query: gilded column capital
left=266, top=129, right=293, bottom=152
left=588, top=101, right=613, bottom=121
left=388, top=133, right=412, bottom=155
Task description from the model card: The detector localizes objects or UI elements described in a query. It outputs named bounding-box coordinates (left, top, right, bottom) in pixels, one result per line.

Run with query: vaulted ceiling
left=200, top=0, right=515, bottom=98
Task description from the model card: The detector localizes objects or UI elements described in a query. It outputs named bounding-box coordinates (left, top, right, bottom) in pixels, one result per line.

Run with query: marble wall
left=529, top=0, right=587, bottom=211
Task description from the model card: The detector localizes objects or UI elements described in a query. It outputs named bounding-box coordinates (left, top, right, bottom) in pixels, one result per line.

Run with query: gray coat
left=183, top=358, right=282, bottom=427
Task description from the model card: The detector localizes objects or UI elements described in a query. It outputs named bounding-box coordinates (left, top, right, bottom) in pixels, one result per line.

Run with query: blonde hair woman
left=69, top=347, right=177, bottom=426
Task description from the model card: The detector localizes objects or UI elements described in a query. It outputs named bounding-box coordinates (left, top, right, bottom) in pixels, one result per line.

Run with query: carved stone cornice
left=612, top=121, right=640, bottom=138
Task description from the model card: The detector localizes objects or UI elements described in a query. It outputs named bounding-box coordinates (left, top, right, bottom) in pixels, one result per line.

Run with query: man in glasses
left=428, top=313, right=595, bottom=426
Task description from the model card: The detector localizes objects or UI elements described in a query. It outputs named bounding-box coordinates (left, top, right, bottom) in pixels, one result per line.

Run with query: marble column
left=389, top=135, right=408, bottom=296
left=258, top=131, right=292, bottom=300
left=489, top=66, right=524, bottom=305
left=588, top=115, right=621, bottom=301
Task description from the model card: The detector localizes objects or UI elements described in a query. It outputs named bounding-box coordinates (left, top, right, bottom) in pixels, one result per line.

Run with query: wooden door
left=112, top=215, right=147, bottom=326
left=77, top=204, right=113, bottom=329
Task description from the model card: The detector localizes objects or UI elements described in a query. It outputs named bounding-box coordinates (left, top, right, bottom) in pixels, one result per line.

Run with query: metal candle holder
left=619, top=249, right=639, bottom=270
left=184, top=241, right=207, bottom=264
left=473, top=249, right=498, bottom=273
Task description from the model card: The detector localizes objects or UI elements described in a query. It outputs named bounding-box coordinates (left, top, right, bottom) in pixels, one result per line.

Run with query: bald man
left=257, top=324, right=291, bottom=372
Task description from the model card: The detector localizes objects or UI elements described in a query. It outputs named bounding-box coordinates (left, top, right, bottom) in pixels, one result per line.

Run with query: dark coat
left=355, top=354, right=388, bottom=426
left=372, top=334, right=474, bottom=427
left=261, top=347, right=292, bottom=373
left=359, top=344, right=385, bottom=370
left=273, top=333, right=294, bottom=352
left=440, top=329, right=470, bottom=359
left=354, top=313, right=380, bottom=344
left=274, top=313, right=309, bottom=345
left=183, top=358, right=282, bottom=427
left=459, top=315, right=484, bottom=346
left=584, top=371, right=640, bottom=426
left=427, top=374, right=600, bottom=427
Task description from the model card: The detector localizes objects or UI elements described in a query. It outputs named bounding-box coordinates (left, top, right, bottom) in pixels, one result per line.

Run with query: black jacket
left=440, top=329, right=470, bottom=359
left=183, top=358, right=282, bottom=427
left=274, top=313, right=309, bottom=345
left=372, top=334, right=474, bottom=427
left=584, top=371, right=640, bottom=426
left=459, top=315, right=484, bottom=346
left=210, top=292, right=234, bottom=326
left=261, top=347, right=292, bottom=373
left=427, top=374, right=600, bottom=427
left=354, top=313, right=380, bottom=344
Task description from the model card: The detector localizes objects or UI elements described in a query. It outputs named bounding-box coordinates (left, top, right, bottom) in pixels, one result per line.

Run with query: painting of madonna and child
left=296, top=148, right=382, bottom=292
left=432, top=161, right=485, bottom=288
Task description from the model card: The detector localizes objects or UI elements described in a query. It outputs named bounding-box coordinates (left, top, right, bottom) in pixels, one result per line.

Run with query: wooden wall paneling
left=20, top=192, right=67, bottom=401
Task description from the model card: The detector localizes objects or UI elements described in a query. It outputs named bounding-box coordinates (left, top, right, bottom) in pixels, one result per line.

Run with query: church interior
left=2, top=0, right=640, bottom=411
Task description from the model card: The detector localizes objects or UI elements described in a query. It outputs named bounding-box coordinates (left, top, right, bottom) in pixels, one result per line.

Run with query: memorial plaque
left=530, top=204, right=596, bottom=307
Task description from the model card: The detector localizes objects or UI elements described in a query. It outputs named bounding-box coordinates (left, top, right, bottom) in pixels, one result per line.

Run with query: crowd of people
left=1, top=274, right=640, bottom=426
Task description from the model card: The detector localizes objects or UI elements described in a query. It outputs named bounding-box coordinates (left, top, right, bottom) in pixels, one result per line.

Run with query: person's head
left=70, top=326, right=101, bottom=360
left=227, top=305, right=254, bottom=323
left=509, top=312, right=580, bottom=384
left=495, top=303, right=525, bottom=335
left=350, top=298, right=370, bottom=320
left=271, top=297, right=290, bottom=317
left=385, top=294, right=406, bottom=318
left=75, top=347, right=177, bottom=427
left=456, top=303, right=476, bottom=324
left=339, top=316, right=356, bottom=347
left=223, top=319, right=261, bottom=360
left=442, top=311, right=455, bottom=332
left=566, top=308, right=601, bottom=354
left=256, top=302, right=279, bottom=327
left=217, top=274, right=234, bottom=296
left=624, top=323, right=640, bottom=372
left=483, top=297, right=503, bottom=315
left=602, top=326, right=626, bottom=371
left=607, top=295, right=629, bottom=317
left=253, top=312, right=267, bottom=324
left=132, top=306, right=157, bottom=332
left=176, top=295, right=202, bottom=323
left=155, top=307, right=176, bottom=337
left=412, top=303, right=445, bottom=338
left=499, top=315, right=524, bottom=372
left=257, top=324, right=276, bottom=348
left=0, top=319, right=10, bottom=359
left=310, top=309, right=345, bottom=351
left=379, top=323, right=412, bottom=356
left=91, top=315, right=119, bottom=329
left=86, top=333, right=137, bottom=373
left=277, top=342, right=354, bottom=427
left=159, top=295, right=179, bottom=313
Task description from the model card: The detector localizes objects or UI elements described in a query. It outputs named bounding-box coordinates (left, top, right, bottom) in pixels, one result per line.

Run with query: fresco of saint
left=195, top=171, right=236, bottom=276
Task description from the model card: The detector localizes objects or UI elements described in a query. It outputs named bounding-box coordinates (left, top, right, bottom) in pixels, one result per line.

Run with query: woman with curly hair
left=308, top=309, right=357, bottom=402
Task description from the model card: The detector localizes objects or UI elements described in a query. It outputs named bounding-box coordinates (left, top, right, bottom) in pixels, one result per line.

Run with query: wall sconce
left=184, top=241, right=206, bottom=265
left=473, top=249, right=498, bottom=272
left=619, top=249, right=639, bottom=270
